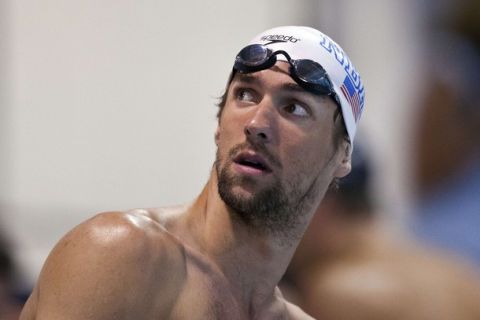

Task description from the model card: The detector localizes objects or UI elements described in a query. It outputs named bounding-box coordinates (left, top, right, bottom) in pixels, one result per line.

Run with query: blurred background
left=0, top=0, right=479, bottom=318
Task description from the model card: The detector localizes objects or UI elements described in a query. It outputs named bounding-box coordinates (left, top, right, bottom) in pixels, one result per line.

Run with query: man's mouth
left=233, top=152, right=272, bottom=173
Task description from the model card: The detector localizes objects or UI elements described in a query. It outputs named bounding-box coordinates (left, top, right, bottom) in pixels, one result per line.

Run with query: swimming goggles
left=233, top=44, right=340, bottom=105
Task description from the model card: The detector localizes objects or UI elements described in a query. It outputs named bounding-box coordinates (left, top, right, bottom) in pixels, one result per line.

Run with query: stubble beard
left=215, top=143, right=322, bottom=244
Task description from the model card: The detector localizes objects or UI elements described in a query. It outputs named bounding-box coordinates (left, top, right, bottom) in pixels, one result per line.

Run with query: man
left=20, top=26, right=365, bottom=319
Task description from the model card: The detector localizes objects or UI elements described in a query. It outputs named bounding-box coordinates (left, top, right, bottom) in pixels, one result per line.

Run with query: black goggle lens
left=291, top=60, right=332, bottom=95
left=237, top=45, right=270, bottom=66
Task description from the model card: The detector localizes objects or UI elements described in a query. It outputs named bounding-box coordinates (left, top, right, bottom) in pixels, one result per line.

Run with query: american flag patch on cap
left=340, top=75, right=362, bottom=122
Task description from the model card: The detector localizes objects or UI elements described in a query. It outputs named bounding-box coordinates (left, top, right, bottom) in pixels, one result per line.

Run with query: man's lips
left=233, top=151, right=273, bottom=173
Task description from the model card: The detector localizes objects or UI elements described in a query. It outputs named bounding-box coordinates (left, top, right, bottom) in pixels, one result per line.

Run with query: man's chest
left=167, top=272, right=246, bottom=320
left=166, top=277, right=291, bottom=320
left=157, top=244, right=290, bottom=319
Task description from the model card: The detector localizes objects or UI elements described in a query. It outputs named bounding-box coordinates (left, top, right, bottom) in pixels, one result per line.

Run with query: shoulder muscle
left=25, top=211, right=186, bottom=320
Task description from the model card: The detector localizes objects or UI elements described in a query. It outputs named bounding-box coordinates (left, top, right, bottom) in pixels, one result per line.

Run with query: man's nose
left=244, top=101, right=276, bottom=144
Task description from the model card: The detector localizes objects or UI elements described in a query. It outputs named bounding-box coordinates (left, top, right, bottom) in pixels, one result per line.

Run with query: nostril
left=244, top=124, right=270, bottom=142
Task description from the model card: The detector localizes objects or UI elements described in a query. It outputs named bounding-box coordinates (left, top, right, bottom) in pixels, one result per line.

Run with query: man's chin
left=230, top=178, right=269, bottom=193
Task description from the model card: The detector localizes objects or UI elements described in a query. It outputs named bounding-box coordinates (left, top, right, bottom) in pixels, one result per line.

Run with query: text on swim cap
left=260, top=34, right=301, bottom=43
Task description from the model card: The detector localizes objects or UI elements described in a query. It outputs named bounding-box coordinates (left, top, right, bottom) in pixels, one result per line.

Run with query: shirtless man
left=20, top=26, right=365, bottom=319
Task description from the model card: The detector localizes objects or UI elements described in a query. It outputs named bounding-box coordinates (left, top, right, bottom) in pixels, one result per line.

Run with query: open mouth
left=233, top=152, right=272, bottom=173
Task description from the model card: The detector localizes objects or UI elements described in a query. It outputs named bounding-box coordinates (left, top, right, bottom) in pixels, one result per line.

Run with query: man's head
left=218, top=26, right=365, bottom=143
left=214, top=26, right=365, bottom=241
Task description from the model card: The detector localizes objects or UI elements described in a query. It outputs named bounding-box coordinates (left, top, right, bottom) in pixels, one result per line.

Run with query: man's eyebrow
left=281, top=82, right=328, bottom=101
left=279, top=82, right=308, bottom=94
left=281, top=82, right=333, bottom=106
left=232, top=73, right=260, bottom=85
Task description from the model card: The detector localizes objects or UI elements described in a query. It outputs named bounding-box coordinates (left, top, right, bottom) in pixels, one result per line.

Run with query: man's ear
left=334, top=141, right=352, bottom=178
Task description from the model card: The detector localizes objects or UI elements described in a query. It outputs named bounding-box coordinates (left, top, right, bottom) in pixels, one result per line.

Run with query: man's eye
left=284, top=103, right=309, bottom=117
left=237, top=89, right=255, bottom=102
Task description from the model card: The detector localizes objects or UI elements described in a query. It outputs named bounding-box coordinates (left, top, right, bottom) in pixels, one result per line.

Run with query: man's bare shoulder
left=21, top=210, right=187, bottom=320
left=146, top=204, right=190, bottom=226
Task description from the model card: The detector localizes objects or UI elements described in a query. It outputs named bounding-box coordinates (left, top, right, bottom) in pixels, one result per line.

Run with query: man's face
left=215, top=61, right=350, bottom=239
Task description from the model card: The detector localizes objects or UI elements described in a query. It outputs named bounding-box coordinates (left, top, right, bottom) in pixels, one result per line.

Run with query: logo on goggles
left=260, top=34, right=300, bottom=45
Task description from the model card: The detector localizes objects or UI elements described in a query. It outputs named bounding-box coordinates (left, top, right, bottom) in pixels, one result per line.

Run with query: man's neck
left=181, top=172, right=309, bottom=309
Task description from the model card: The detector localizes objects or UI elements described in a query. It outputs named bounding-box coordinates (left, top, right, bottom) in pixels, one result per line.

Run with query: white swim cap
left=247, top=26, right=365, bottom=143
